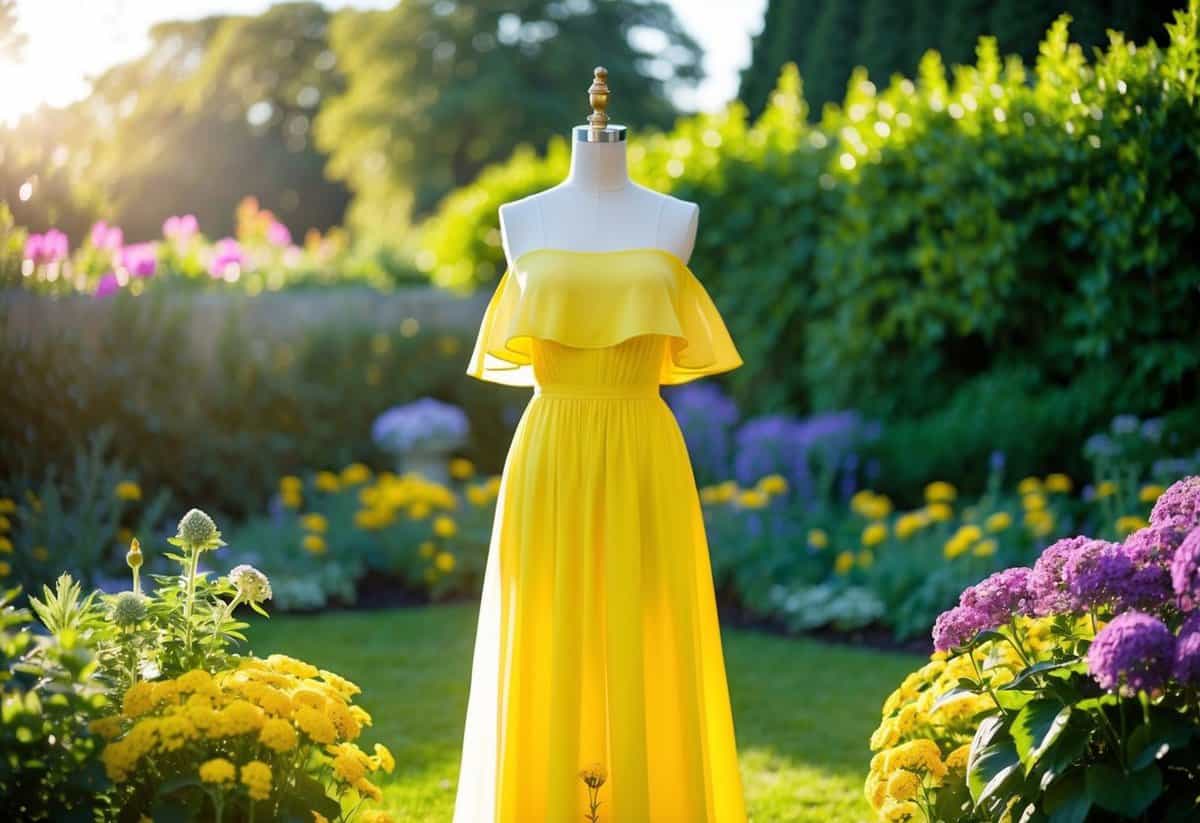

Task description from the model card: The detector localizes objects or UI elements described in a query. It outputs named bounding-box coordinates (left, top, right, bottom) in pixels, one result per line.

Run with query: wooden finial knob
left=587, top=66, right=610, bottom=130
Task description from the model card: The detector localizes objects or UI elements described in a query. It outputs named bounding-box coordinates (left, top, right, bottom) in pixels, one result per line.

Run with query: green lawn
left=251, top=604, right=921, bottom=822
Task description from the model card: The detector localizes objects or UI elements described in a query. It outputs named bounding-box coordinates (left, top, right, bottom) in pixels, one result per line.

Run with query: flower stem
left=969, top=650, right=1007, bottom=717
left=182, top=545, right=201, bottom=660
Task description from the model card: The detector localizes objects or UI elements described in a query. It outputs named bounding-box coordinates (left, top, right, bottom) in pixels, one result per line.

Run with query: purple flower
left=1123, top=523, right=1188, bottom=570
left=23, top=228, right=69, bottom=263
left=1170, top=527, right=1200, bottom=611
left=1173, top=613, right=1200, bottom=684
left=959, top=566, right=1034, bottom=626
left=664, top=382, right=738, bottom=483
left=208, top=237, right=246, bottom=279
left=266, top=219, right=292, bottom=247
left=932, top=604, right=989, bottom=652
left=1087, top=611, right=1174, bottom=695
left=1151, top=476, right=1200, bottom=529
left=120, top=242, right=157, bottom=278
left=94, top=272, right=120, bottom=297
left=1029, top=536, right=1093, bottom=615
left=734, top=410, right=872, bottom=505
left=89, top=220, right=123, bottom=251
left=163, top=213, right=199, bottom=242
left=1062, top=540, right=1135, bottom=611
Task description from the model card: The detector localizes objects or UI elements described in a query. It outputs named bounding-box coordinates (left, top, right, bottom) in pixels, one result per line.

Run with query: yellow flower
left=737, top=489, right=769, bottom=509
left=925, top=502, right=953, bottom=522
left=1096, top=480, right=1117, bottom=498
left=857, top=550, right=875, bottom=569
left=466, top=484, right=492, bottom=506
left=408, top=501, right=431, bottom=519
left=373, top=743, right=396, bottom=774
left=834, top=551, right=855, bottom=575
left=985, top=511, right=1012, bottom=532
left=1022, top=492, right=1047, bottom=512
left=862, top=522, right=888, bottom=548
left=280, top=475, right=303, bottom=494
left=341, top=463, right=372, bottom=486
left=259, top=717, right=299, bottom=752
left=946, top=743, right=971, bottom=772
left=282, top=489, right=302, bottom=509
left=851, top=490, right=893, bottom=520
left=1116, top=515, right=1149, bottom=536
left=300, top=513, right=328, bottom=533
left=350, top=705, right=373, bottom=729
left=0, top=538, right=11, bottom=555
left=756, top=473, right=788, bottom=495
left=1044, top=473, right=1072, bottom=493
left=880, top=799, right=922, bottom=821
left=88, top=715, right=124, bottom=740
left=319, top=669, right=362, bottom=699
left=359, top=812, right=396, bottom=823
left=923, top=481, right=956, bottom=503
left=435, top=551, right=457, bottom=573
left=894, top=511, right=930, bottom=540
left=314, top=471, right=341, bottom=493
left=241, top=760, right=272, bottom=800
left=1024, top=508, right=1054, bottom=537
left=115, top=481, right=142, bottom=501
left=433, top=515, right=457, bottom=538
left=0, top=515, right=9, bottom=532
left=807, top=528, right=828, bottom=550
left=217, top=700, right=265, bottom=736
left=302, top=534, right=327, bottom=555
left=267, top=654, right=319, bottom=678
left=0, top=498, right=14, bottom=514
left=199, top=757, right=236, bottom=785
left=1139, top=484, right=1166, bottom=503
left=885, top=769, right=922, bottom=801
left=294, top=706, right=337, bottom=744
left=449, top=458, right=475, bottom=480
left=354, top=776, right=383, bottom=802
left=32, top=545, right=49, bottom=562
left=418, top=540, right=436, bottom=558
left=972, top=539, right=998, bottom=558
left=1017, top=476, right=1042, bottom=495
left=121, top=681, right=157, bottom=718
left=883, top=738, right=947, bottom=782
left=332, top=748, right=369, bottom=784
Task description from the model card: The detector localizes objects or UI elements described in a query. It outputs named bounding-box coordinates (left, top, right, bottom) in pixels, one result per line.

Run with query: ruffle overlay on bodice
left=465, top=248, right=743, bottom=387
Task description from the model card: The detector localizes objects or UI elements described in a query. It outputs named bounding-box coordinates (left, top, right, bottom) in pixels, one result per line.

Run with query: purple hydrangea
left=1062, top=540, right=1135, bottom=611
left=959, top=567, right=1034, bottom=626
left=1170, top=527, right=1200, bottom=611
left=1151, top=476, right=1200, bottom=529
left=1173, top=613, right=1200, bottom=684
left=1029, top=536, right=1094, bottom=615
left=932, top=605, right=989, bottom=653
left=1123, top=523, right=1188, bottom=569
left=1087, top=611, right=1175, bottom=695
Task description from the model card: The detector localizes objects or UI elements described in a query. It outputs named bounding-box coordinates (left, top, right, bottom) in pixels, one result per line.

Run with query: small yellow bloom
left=0, top=498, right=14, bottom=514
left=280, top=475, right=303, bottom=494
left=885, top=769, right=922, bottom=801
left=972, top=539, right=998, bottom=557
left=862, top=522, right=888, bottom=548
left=302, top=534, right=327, bottom=555
left=419, top=540, right=436, bottom=558
left=1044, top=473, right=1072, bottom=493
left=736, top=489, right=769, bottom=509
left=282, top=489, right=302, bottom=509
left=1116, top=515, right=1149, bottom=536
left=435, top=551, right=457, bottom=573
left=1096, top=480, right=1117, bottom=498
left=32, top=546, right=49, bottom=562
left=371, top=333, right=391, bottom=355
left=925, top=502, right=953, bottom=522
left=1139, top=484, right=1166, bottom=503
left=756, top=473, right=788, bottom=495
left=1021, top=493, right=1047, bottom=512
left=467, top=484, right=492, bottom=506
left=923, top=481, right=956, bottom=503
left=0, top=515, right=10, bottom=532
left=373, top=743, right=395, bottom=774
left=895, top=511, right=929, bottom=540
left=1017, top=476, right=1042, bottom=495
left=0, top=536, right=12, bottom=554
left=241, top=760, right=272, bottom=800
left=408, top=501, right=431, bottom=519
left=834, top=551, right=855, bottom=575
left=0, top=560, right=11, bottom=577
left=259, top=717, right=299, bottom=752
left=115, top=481, right=142, bottom=501
left=807, top=528, right=829, bottom=550
left=300, top=513, right=328, bottom=533
left=433, top=515, right=458, bottom=538
left=857, top=549, right=875, bottom=568
left=984, top=512, right=1012, bottom=532
left=449, top=458, right=475, bottom=480
left=199, top=757, right=236, bottom=785
left=314, top=471, right=341, bottom=493
left=1024, top=508, right=1055, bottom=537
left=341, top=463, right=372, bottom=486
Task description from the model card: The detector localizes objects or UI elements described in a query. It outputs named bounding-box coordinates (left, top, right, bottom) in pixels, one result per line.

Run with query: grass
left=251, top=604, right=922, bottom=822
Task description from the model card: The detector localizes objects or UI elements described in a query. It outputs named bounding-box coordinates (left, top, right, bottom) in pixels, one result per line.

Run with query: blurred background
left=1, top=0, right=1199, bottom=691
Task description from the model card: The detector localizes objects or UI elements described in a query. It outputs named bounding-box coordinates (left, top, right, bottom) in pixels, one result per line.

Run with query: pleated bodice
left=531, top=336, right=667, bottom=399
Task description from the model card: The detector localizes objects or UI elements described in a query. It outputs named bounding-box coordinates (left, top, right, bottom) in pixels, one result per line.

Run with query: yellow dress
left=453, top=247, right=747, bottom=823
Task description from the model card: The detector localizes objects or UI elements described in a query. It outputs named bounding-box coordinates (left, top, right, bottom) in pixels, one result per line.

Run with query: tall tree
left=739, top=0, right=816, bottom=118
left=314, top=0, right=703, bottom=239
left=803, top=0, right=866, bottom=113
left=858, top=0, right=914, bottom=85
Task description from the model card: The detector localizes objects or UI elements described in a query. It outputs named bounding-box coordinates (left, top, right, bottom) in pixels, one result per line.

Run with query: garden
left=2, top=0, right=1200, bottom=820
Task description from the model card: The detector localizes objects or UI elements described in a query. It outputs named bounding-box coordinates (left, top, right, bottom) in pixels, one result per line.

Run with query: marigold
left=1044, top=473, right=1072, bottom=493
left=435, top=551, right=457, bottom=573
left=267, top=653, right=319, bottom=678
left=862, top=522, right=888, bottom=548
left=295, top=705, right=337, bottom=744
left=88, top=715, right=124, bottom=740
left=807, top=528, right=828, bottom=549
left=300, top=513, right=329, bottom=533
left=320, top=669, right=362, bottom=698
left=121, top=681, right=157, bottom=718
left=302, top=534, right=327, bottom=555
left=241, top=760, right=272, bottom=800
left=199, top=757, right=236, bottom=785
left=756, top=473, right=788, bottom=495
left=925, top=502, right=953, bottom=522
left=945, top=743, right=971, bottom=772
left=923, top=481, right=956, bottom=503
left=217, top=700, right=265, bottom=736
left=355, top=776, right=383, bottom=802
left=885, top=769, right=922, bottom=801
left=332, top=750, right=368, bottom=784
left=260, top=717, right=299, bottom=752
left=115, top=481, right=142, bottom=501
left=985, top=511, right=1012, bottom=532
left=449, top=457, right=475, bottom=479
left=373, top=743, right=395, bottom=774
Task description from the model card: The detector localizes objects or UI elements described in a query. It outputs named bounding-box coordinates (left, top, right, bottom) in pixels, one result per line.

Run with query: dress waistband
left=533, top=382, right=660, bottom=400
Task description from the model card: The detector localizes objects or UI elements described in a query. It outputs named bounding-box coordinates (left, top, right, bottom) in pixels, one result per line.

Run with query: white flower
left=229, top=564, right=272, bottom=604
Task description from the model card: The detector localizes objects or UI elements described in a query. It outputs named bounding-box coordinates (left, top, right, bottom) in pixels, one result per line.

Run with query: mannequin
left=498, top=67, right=700, bottom=267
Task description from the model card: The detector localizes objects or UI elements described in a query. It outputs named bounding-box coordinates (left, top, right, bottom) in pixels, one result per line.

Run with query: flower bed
left=865, top=476, right=1200, bottom=821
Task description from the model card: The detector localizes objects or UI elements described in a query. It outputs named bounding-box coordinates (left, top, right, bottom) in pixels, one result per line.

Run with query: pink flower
left=266, top=219, right=292, bottom=248
left=163, top=214, right=199, bottom=243
left=120, top=242, right=157, bottom=278
left=94, top=272, right=121, bottom=297
left=208, top=237, right=246, bottom=278
left=89, top=221, right=123, bottom=251
left=23, top=229, right=69, bottom=263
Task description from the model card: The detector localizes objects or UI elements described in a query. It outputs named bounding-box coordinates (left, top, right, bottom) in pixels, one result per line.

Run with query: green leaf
left=967, top=715, right=1021, bottom=806
left=1011, top=700, right=1071, bottom=774
left=1044, top=771, right=1091, bottom=823
left=1001, top=659, right=1083, bottom=691
left=1087, top=763, right=1162, bottom=818
left=1127, top=714, right=1193, bottom=771
left=1038, top=724, right=1089, bottom=792
left=932, top=686, right=978, bottom=713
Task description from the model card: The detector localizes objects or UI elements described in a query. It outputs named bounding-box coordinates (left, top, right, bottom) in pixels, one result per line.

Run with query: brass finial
left=587, top=66, right=610, bottom=131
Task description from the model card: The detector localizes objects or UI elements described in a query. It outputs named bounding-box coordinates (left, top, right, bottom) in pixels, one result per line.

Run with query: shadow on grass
left=249, top=604, right=922, bottom=822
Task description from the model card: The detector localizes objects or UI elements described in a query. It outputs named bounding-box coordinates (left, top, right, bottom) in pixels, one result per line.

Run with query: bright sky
left=0, top=0, right=767, bottom=125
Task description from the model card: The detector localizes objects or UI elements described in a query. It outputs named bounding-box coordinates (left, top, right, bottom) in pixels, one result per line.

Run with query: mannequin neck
left=564, top=138, right=630, bottom=192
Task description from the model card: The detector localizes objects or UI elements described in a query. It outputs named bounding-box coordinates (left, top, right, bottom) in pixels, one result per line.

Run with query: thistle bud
left=175, top=508, right=222, bottom=550
left=126, top=537, right=143, bottom=570
left=111, top=591, right=148, bottom=627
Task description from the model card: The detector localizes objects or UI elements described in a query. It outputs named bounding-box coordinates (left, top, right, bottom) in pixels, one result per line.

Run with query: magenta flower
left=1170, top=527, right=1200, bottom=611
left=208, top=237, right=246, bottom=279
left=120, top=242, right=157, bottom=278
left=932, top=604, right=989, bottom=652
left=1174, top=613, right=1200, bottom=684
left=163, top=214, right=199, bottom=243
left=23, top=229, right=70, bottom=263
left=266, top=219, right=292, bottom=248
left=89, top=220, right=124, bottom=251
left=94, top=272, right=121, bottom=297
left=1151, top=476, right=1200, bottom=529
left=1087, top=611, right=1174, bottom=696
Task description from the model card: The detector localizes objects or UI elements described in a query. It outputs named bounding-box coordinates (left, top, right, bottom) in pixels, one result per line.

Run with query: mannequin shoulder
left=653, top=193, right=700, bottom=261
left=498, top=192, right=552, bottom=262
